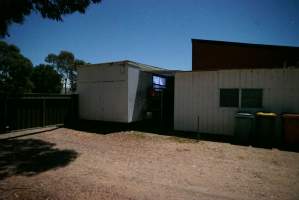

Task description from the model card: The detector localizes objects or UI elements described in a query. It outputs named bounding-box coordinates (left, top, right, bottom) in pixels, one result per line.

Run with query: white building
left=77, top=60, right=169, bottom=123
left=174, top=68, right=299, bottom=135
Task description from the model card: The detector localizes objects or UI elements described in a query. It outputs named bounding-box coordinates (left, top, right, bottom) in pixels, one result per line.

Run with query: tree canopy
left=45, top=51, right=85, bottom=93
left=31, top=64, right=62, bottom=93
left=0, top=41, right=33, bottom=94
left=0, top=0, right=101, bottom=37
left=0, top=41, right=86, bottom=94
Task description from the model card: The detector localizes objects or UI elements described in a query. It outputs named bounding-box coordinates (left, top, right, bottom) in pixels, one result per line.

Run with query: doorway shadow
left=0, top=138, right=78, bottom=180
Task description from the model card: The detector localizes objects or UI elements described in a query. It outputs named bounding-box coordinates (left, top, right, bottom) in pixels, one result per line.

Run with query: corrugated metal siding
left=77, top=63, right=128, bottom=122
left=78, top=62, right=153, bottom=123
left=174, top=73, right=194, bottom=131
left=0, top=94, right=77, bottom=132
left=174, top=68, right=299, bottom=135
left=128, top=67, right=152, bottom=122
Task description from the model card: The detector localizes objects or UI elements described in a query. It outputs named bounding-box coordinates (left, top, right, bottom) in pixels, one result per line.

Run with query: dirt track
left=1, top=128, right=299, bottom=200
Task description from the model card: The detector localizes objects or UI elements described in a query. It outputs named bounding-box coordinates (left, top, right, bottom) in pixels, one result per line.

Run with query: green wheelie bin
left=234, top=112, right=255, bottom=144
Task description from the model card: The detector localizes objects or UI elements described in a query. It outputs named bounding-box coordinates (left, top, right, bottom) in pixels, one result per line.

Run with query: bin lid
left=256, top=112, right=277, bottom=117
left=235, top=112, right=254, bottom=118
left=282, top=113, right=299, bottom=119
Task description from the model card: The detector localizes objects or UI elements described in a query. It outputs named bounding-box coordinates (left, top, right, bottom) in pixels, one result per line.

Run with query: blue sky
left=3, top=0, right=299, bottom=70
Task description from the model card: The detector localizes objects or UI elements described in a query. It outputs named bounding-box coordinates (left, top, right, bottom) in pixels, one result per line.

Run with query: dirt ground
left=1, top=128, right=299, bottom=200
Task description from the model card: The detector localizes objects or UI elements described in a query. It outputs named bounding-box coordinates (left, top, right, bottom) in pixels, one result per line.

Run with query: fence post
left=42, top=98, right=46, bottom=127
left=68, top=94, right=78, bottom=127
left=4, top=95, right=8, bottom=132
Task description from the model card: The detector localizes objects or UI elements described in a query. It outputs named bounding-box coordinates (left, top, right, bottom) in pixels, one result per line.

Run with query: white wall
left=77, top=63, right=128, bottom=122
left=128, top=66, right=152, bottom=122
left=174, top=68, right=299, bottom=135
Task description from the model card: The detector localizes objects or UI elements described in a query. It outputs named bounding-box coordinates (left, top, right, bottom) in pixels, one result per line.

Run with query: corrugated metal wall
left=78, top=63, right=153, bottom=123
left=0, top=94, right=77, bottom=132
left=128, top=67, right=152, bottom=122
left=77, top=63, right=128, bottom=122
left=174, top=68, right=299, bottom=135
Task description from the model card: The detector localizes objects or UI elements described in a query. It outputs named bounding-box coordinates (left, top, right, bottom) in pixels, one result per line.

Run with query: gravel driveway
left=1, top=128, right=299, bottom=200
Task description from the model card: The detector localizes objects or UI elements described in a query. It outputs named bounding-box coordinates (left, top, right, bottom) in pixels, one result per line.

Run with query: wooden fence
left=0, top=94, right=78, bottom=133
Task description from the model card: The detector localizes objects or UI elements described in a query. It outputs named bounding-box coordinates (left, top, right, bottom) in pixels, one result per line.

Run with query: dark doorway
left=148, top=75, right=174, bottom=129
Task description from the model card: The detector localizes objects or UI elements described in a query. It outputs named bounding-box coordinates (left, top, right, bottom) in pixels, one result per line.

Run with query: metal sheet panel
left=128, top=67, right=152, bottom=122
left=78, top=63, right=128, bottom=122
left=174, top=72, right=194, bottom=132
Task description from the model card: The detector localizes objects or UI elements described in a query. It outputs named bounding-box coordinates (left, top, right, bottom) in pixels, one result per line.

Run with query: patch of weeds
left=237, top=155, right=245, bottom=160
left=176, top=148, right=191, bottom=152
left=127, top=132, right=150, bottom=139
left=271, top=159, right=280, bottom=166
left=252, top=171, right=263, bottom=179
left=127, top=131, right=199, bottom=143
left=167, top=136, right=198, bottom=143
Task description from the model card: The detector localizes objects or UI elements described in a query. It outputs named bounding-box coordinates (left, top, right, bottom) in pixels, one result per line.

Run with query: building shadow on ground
left=70, top=120, right=132, bottom=135
left=68, top=119, right=187, bottom=137
left=69, top=120, right=220, bottom=140
left=0, top=138, right=78, bottom=180
left=277, top=145, right=299, bottom=153
left=69, top=120, right=299, bottom=152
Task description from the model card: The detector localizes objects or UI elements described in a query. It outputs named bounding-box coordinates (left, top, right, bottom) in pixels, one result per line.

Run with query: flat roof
left=191, top=38, right=299, bottom=49
left=79, top=60, right=169, bottom=72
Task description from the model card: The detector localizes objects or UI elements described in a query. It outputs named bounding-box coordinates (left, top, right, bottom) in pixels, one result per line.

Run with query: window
left=153, top=76, right=166, bottom=86
left=153, top=75, right=166, bottom=90
left=241, top=89, right=263, bottom=108
left=220, top=89, right=239, bottom=107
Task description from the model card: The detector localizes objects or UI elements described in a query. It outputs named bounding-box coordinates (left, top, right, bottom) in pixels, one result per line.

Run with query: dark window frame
left=241, top=88, right=263, bottom=108
left=219, top=88, right=239, bottom=107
